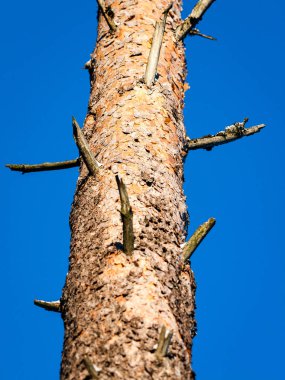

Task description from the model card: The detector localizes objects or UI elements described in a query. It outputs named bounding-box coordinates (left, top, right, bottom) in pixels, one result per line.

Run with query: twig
left=6, top=159, right=80, bottom=174
left=144, top=3, right=173, bottom=87
left=115, top=175, right=134, bottom=255
left=190, top=28, right=216, bottom=40
left=155, top=325, right=173, bottom=358
left=72, top=117, right=101, bottom=176
left=34, top=299, right=61, bottom=312
left=96, top=0, right=116, bottom=32
left=83, top=357, right=99, bottom=379
left=176, top=0, right=216, bottom=41
left=185, top=121, right=265, bottom=152
left=183, top=218, right=216, bottom=262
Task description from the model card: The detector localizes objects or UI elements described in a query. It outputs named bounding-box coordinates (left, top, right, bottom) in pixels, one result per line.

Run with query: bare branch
left=183, top=218, right=216, bottom=262
left=115, top=175, right=134, bottom=256
left=185, top=120, right=265, bottom=153
left=156, top=325, right=166, bottom=355
left=6, top=159, right=80, bottom=174
left=83, top=357, right=99, bottom=379
left=96, top=0, right=116, bottom=32
left=72, top=117, right=101, bottom=176
left=84, top=59, right=92, bottom=70
left=176, top=0, right=216, bottom=41
left=190, top=28, right=216, bottom=40
left=144, top=3, right=173, bottom=87
left=34, top=299, right=61, bottom=312
left=156, top=325, right=173, bottom=358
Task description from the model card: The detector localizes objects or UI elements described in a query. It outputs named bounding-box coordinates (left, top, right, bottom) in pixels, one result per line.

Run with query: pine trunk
left=61, top=1, right=196, bottom=379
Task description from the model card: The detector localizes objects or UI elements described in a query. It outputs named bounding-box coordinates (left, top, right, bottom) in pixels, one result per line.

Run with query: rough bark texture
left=61, top=1, right=196, bottom=379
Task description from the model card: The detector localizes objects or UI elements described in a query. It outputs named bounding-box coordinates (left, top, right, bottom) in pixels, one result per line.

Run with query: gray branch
left=6, top=159, right=80, bottom=174
left=83, top=357, right=99, bottom=379
left=183, top=217, right=216, bottom=262
left=144, top=3, right=173, bottom=87
left=190, top=28, right=216, bottom=40
left=155, top=325, right=173, bottom=358
left=115, top=175, right=134, bottom=256
left=96, top=0, right=116, bottom=32
left=34, top=299, right=61, bottom=312
left=72, top=117, right=101, bottom=176
left=176, top=0, right=216, bottom=41
left=185, top=120, right=265, bottom=153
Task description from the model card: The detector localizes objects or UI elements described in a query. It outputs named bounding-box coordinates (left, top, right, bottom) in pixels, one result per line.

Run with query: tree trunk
left=5, top=0, right=265, bottom=377
left=61, top=0, right=196, bottom=379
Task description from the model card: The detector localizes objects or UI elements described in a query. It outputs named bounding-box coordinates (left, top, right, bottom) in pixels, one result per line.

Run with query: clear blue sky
left=1, top=1, right=284, bottom=379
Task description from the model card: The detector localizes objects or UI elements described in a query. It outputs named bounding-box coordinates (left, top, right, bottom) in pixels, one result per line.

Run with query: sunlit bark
left=61, top=1, right=196, bottom=379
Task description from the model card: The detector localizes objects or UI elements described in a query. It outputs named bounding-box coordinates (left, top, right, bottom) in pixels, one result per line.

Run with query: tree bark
left=61, top=1, right=196, bottom=379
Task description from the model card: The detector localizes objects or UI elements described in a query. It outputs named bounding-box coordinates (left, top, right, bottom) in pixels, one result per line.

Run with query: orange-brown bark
left=61, top=1, right=196, bottom=379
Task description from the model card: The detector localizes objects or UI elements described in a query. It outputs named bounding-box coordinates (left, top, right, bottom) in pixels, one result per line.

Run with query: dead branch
left=183, top=218, right=216, bottom=262
left=84, top=59, right=92, bottom=70
left=185, top=120, right=265, bottom=153
left=155, top=325, right=173, bottom=358
left=144, top=3, right=173, bottom=87
left=72, top=117, right=101, bottom=176
left=115, top=175, right=134, bottom=256
left=6, top=159, right=80, bottom=174
left=176, top=0, right=216, bottom=41
left=96, top=0, right=116, bottom=32
left=34, top=299, right=61, bottom=312
left=83, top=357, right=99, bottom=379
left=190, top=28, right=216, bottom=40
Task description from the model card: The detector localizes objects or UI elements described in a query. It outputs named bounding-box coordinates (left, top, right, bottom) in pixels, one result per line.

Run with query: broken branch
left=72, top=117, right=101, bottom=176
left=176, top=0, right=216, bottom=41
left=6, top=159, right=80, bottom=174
left=144, top=3, right=173, bottom=87
left=34, top=299, right=61, bottom=312
left=84, top=59, right=92, bottom=70
left=96, top=0, right=116, bottom=32
left=190, top=28, right=216, bottom=40
left=115, top=175, right=134, bottom=256
left=185, top=120, right=265, bottom=152
left=83, top=357, right=98, bottom=379
left=183, top=218, right=216, bottom=262
left=156, top=325, right=173, bottom=358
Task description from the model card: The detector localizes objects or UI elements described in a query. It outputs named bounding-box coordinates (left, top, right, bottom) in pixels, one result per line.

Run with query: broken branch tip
left=183, top=217, right=216, bottom=262
left=34, top=299, right=61, bottom=312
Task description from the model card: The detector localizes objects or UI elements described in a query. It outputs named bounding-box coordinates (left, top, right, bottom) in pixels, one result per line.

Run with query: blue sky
left=1, top=1, right=284, bottom=379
